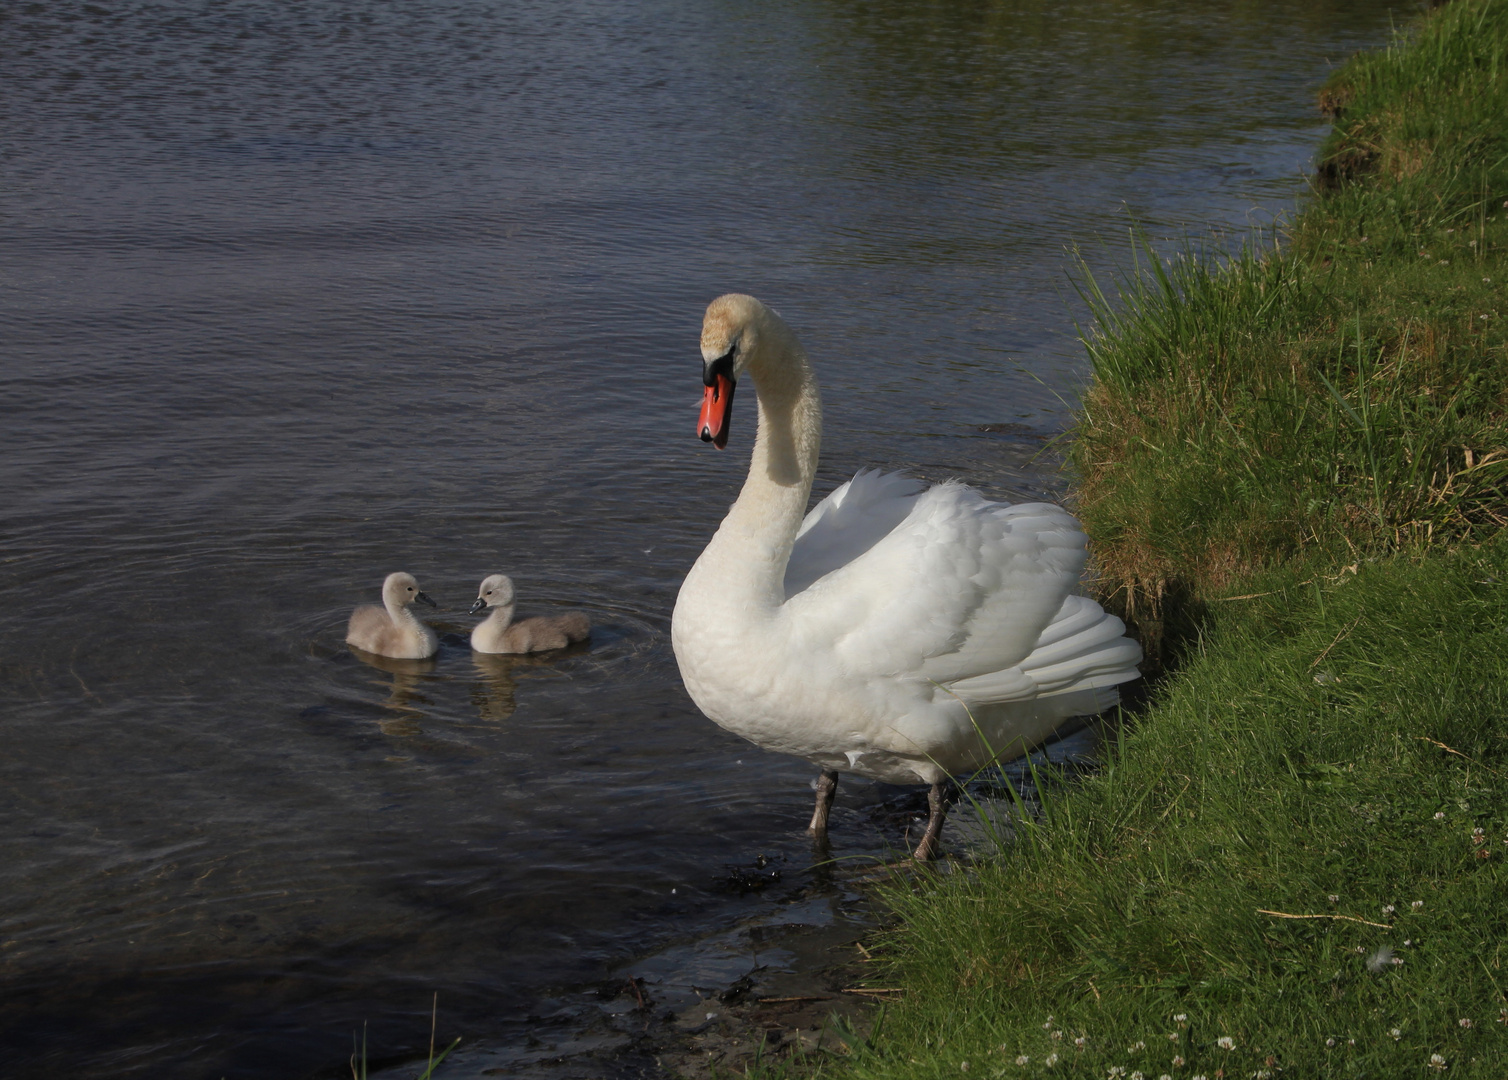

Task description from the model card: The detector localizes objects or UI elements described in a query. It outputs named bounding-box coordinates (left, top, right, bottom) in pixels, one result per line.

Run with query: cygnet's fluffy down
left=469, top=574, right=590, bottom=654
left=346, top=571, right=439, bottom=659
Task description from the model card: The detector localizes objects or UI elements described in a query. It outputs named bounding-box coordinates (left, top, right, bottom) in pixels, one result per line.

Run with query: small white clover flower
left=1412, top=900, right=1424, bottom=909
left=1326, top=1038, right=1336, bottom=1047
left=1459, top=1018, right=1473, bottom=1029
left=1328, top=894, right=1339, bottom=903
left=1217, top=1036, right=1236, bottom=1051
left=1382, top=905, right=1396, bottom=915
left=1131, top=1041, right=1146, bottom=1051
left=1174, top=1014, right=1188, bottom=1023
left=1016, top=1055, right=1030, bottom=1066
left=1430, top=1053, right=1447, bottom=1070
left=1434, top=811, right=1446, bottom=820
left=1173, top=1056, right=1185, bottom=1066
left=1045, top=1016, right=1055, bottom=1028
left=1159, top=1075, right=1172, bottom=1080
left=961, top=1062, right=971, bottom=1071
left=1130, top=1072, right=1144, bottom=1080
left=1168, top=1032, right=1179, bottom=1041
left=1392, top=956, right=1405, bottom=966
left=1045, top=1053, right=1059, bottom=1067
left=1076, top=1036, right=1088, bottom=1048
left=1108, top=1068, right=1126, bottom=1078
left=1390, top=1028, right=1402, bottom=1039
left=1052, top=1030, right=1064, bottom=1040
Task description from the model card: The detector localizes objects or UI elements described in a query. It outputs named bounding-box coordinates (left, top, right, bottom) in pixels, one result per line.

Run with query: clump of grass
left=841, top=543, right=1508, bottom=1078
left=348, top=995, right=460, bottom=1080
left=1068, top=0, right=1508, bottom=658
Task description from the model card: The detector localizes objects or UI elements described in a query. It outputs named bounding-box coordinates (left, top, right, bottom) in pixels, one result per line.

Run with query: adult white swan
left=671, top=295, right=1142, bottom=859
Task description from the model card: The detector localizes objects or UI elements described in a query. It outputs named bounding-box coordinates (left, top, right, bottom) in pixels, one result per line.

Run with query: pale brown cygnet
left=346, top=572, right=439, bottom=659
left=469, top=574, right=590, bottom=654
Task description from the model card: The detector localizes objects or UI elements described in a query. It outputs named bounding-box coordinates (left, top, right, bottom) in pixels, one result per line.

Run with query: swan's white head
left=468, top=573, right=516, bottom=615
left=383, top=571, right=437, bottom=610
left=697, top=293, right=767, bottom=450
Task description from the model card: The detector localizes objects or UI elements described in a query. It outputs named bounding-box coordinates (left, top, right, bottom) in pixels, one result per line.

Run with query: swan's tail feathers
left=1045, top=681, right=1124, bottom=717
left=945, top=594, right=1142, bottom=709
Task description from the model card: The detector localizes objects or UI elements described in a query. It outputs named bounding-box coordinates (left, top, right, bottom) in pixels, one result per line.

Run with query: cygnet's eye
left=407, top=587, right=414, bottom=592
left=485, top=590, right=492, bottom=596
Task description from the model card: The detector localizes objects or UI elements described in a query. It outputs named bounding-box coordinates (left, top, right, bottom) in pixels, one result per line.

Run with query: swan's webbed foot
left=912, top=782, right=949, bottom=861
left=807, top=769, right=840, bottom=837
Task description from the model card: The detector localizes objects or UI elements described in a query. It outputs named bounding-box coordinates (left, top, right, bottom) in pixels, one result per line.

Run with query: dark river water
left=2, top=1, right=1401, bottom=1076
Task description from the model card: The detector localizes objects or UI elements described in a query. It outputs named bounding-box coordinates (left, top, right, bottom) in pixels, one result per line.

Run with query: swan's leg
left=807, top=770, right=840, bottom=836
left=912, top=782, right=949, bottom=861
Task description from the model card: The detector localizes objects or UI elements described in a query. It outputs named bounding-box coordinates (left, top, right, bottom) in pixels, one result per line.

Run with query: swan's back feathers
left=786, top=469, right=927, bottom=597
left=501, top=612, right=591, bottom=653
left=782, top=475, right=1095, bottom=685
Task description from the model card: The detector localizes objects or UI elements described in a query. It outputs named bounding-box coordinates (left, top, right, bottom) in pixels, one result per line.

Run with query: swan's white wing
left=947, top=594, right=1143, bottom=704
left=785, top=469, right=927, bottom=597
left=781, top=481, right=1093, bottom=685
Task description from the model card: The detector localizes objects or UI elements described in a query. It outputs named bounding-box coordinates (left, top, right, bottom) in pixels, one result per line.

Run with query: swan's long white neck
left=695, top=310, right=822, bottom=614
left=480, top=602, right=516, bottom=633
left=384, top=595, right=427, bottom=636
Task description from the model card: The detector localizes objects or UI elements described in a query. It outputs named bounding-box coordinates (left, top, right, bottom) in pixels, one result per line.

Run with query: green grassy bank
left=819, top=2, right=1508, bottom=1077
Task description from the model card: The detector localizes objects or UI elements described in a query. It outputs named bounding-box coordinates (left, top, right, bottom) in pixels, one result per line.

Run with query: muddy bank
left=348, top=727, right=1101, bottom=1080
left=353, top=853, right=882, bottom=1080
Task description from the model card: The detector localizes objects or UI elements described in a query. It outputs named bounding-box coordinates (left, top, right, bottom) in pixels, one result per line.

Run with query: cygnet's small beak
left=468, top=597, right=487, bottom=616
left=416, top=591, right=438, bottom=608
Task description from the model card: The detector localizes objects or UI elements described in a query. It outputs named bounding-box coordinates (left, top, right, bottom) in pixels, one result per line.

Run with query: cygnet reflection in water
left=467, top=651, right=540, bottom=721
left=348, top=648, right=437, bottom=731
left=346, top=571, right=440, bottom=659
left=469, top=574, right=590, bottom=654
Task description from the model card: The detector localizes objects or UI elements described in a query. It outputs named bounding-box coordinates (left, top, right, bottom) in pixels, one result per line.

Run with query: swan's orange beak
left=698, top=373, right=735, bottom=450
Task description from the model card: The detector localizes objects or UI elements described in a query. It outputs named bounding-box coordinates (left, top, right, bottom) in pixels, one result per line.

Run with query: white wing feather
left=782, top=474, right=1097, bottom=687
left=785, top=469, right=927, bottom=597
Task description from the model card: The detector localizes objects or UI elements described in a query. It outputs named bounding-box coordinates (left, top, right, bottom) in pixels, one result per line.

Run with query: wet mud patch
left=377, top=872, right=882, bottom=1080
left=359, top=725, right=1104, bottom=1080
